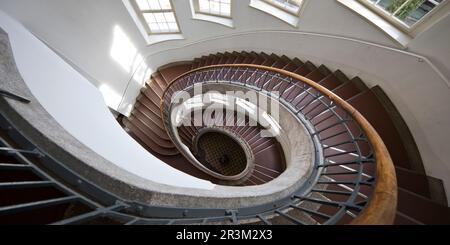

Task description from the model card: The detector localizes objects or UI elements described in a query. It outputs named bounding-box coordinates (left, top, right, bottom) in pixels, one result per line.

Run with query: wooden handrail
left=161, top=64, right=397, bottom=225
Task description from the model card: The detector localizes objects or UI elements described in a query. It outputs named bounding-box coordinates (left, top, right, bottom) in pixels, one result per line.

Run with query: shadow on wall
left=101, top=25, right=151, bottom=114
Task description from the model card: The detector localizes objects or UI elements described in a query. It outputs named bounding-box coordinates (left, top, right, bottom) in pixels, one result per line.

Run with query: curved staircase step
left=148, top=78, right=163, bottom=96
left=141, top=87, right=163, bottom=105
left=129, top=113, right=171, bottom=142
left=395, top=211, right=424, bottom=225
left=159, top=62, right=191, bottom=84
left=152, top=73, right=168, bottom=90
left=293, top=62, right=314, bottom=76
left=397, top=187, right=450, bottom=224
left=395, top=166, right=431, bottom=199
left=349, top=89, right=418, bottom=171
left=317, top=72, right=345, bottom=90
left=136, top=96, right=162, bottom=118
left=133, top=105, right=165, bottom=130
left=271, top=54, right=288, bottom=69
left=371, top=86, right=425, bottom=173
left=124, top=120, right=179, bottom=156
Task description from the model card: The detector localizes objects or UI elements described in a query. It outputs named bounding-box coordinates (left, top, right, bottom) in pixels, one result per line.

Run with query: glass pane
left=159, top=0, right=172, bottom=10
left=197, top=0, right=232, bottom=16
left=210, top=1, right=221, bottom=14
left=199, top=0, right=210, bottom=11
left=136, top=0, right=150, bottom=10
left=154, top=12, right=166, bottom=22
left=158, top=22, right=169, bottom=32
left=267, top=0, right=302, bottom=13
left=366, top=0, right=445, bottom=27
left=221, top=3, right=231, bottom=16
left=394, top=0, right=436, bottom=26
left=149, top=23, right=160, bottom=32
left=143, top=13, right=157, bottom=23
left=376, top=0, right=400, bottom=13
left=168, top=23, right=179, bottom=32
left=148, top=0, right=161, bottom=10
left=164, top=12, right=176, bottom=22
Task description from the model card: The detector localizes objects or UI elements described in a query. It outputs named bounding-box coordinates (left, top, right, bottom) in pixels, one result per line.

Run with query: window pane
left=210, top=1, right=220, bottom=13
left=168, top=23, right=179, bottom=32
left=159, top=0, right=172, bottom=10
left=136, top=0, right=150, bottom=10
left=378, top=0, right=407, bottom=14
left=199, top=0, right=210, bottom=11
left=364, top=0, right=445, bottom=27
left=158, top=22, right=168, bottom=32
left=197, top=0, right=232, bottom=17
left=154, top=12, right=165, bottom=22
left=164, top=12, right=176, bottom=22
left=394, top=0, right=438, bottom=26
left=148, top=0, right=161, bottom=10
left=221, top=3, right=231, bottom=16
left=265, top=0, right=303, bottom=14
left=134, top=0, right=180, bottom=34
left=149, top=23, right=160, bottom=32
left=143, top=13, right=157, bottom=23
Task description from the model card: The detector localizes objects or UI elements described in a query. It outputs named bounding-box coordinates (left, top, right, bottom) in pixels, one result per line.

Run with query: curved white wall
left=0, top=9, right=214, bottom=190
left=0, top=0, right=449, bottom=198
left=0, top=0, right=397, bottom=112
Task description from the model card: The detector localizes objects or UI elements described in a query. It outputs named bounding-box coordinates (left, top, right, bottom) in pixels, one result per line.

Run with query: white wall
left=0, top=0, right=396, bottom=113
left=0, top=9, right=214, bottom=190
left=409, top=12, right=450, bottom=82
left=0, top=0, right=149, bottom=111
left=1, top=0, right=449, bottom=198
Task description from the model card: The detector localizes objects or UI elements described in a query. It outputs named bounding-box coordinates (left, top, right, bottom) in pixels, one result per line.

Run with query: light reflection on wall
left=99, top=84, right=123, bottom=107
left=110, top=25, right=142, bottom=73
left=108, top=25, right=151, bottom=114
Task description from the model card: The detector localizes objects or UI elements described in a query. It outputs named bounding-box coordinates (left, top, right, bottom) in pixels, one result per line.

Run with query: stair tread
left=141, top=86, right=163, bottom=106
left=395, top=167, right=431, bottom=198
left=305, top=67, right=327, bottom=82
left=371, top=86, right=425, bottom=174
left=318, top=72, right=345, bottom=90
left=137, top=94, right=162, bottom=116
left=349, top=89, right=413, bottom=170
left=333, top=80, right=367, bottom=101
left=159, top=64, right=193, bottom=85
left=130, top=111, right=171, bottom=141
left=293, top=63, right=313, bottom=76
left=395, top=211, right=425, bottom=225
left=148, top=78, right=164, bottom=96
left=397, top=187, right=450, bottom=224
left=151, top=73, right=167, bottom=90
left=124, top=120, right=178, bottom=156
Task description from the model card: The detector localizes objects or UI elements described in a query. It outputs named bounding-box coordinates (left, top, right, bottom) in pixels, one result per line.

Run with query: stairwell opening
left=193, top=130, right=248, bottom=177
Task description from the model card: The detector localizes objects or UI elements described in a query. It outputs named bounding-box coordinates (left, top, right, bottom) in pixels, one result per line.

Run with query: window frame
left=129, top=0, right=182, bottom=35
left=193, top=0, right=233, bottom=19
left=357, top=0, right=449, bottom=33
left=261, top=0, right=304, bottom=15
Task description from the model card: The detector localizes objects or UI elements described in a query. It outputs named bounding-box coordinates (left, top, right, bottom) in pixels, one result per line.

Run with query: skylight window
left=360, top=0, right=447, bottom=28
left=262, top=0, right=304, bottom=15
left=197, top=0, right=232, bottom=17
left=249, top=0, right=303, bottom=27
left=133, top=0, right=180, bottom=34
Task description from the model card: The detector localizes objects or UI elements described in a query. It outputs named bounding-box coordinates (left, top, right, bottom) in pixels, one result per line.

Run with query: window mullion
left=157, top=0, right=162, bottom=10
left=140, top=9, right=173, bottom=14
left=209, top=0, right=212, bottom=15
left=392, top=0, right=415, bottom=16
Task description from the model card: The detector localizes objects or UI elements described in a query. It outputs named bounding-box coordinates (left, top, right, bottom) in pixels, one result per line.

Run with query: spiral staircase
left=1, top=25, right=450, bottom=224
left=119, top=51, right=450, bottom=225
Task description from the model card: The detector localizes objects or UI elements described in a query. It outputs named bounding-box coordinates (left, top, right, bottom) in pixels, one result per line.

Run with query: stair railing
left=161, top=64, right=397, bottom=225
